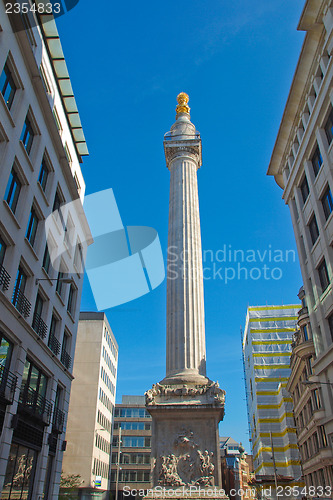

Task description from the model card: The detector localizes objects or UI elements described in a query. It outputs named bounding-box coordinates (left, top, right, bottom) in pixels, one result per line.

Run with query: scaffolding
left=242, top=305, right=303, bottom=484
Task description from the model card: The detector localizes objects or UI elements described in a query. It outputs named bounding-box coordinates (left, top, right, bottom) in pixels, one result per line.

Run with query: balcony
left=32, top=312, right=48, bottom=339
left=0, top=365, right=17, bottom=404
left=12, top=287, right=31, bottom=318
left=0, top=265, right=10, bottom=291
left=48, top=334, right=61, bottom=356
left=297, top=306, right=309, bottom=327
left=52, top=407, right=65, bottom=434
left=60, top=349, right=71, bottom=370
left=19, top=385, right=52, bottom=425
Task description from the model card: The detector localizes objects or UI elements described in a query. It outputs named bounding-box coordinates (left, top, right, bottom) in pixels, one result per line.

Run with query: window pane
left=5, top=169, right=21, bottom=214
left=317, top=259, right=329, bottom=292
left=42, top=245, right=51, bottom=274
left=0, top=335, right=13, bottom=370
left=0, top=62, right=16, bottom=109
left=325, top=107, right=333, bottom=144
left=321, top=185, right=333, bottom=220
left=20, top=117, right=34, bottom=154
left=0, top=236, right=7, bottom=267
left=26, top=208, right=38, bottom=246
left=300, top=175, right=310, bottom=203
left=38, top=157, right=49, bottom=191
left=311, top=146, right=323, bottom=177
left=308, top=214, right=319, bottom=245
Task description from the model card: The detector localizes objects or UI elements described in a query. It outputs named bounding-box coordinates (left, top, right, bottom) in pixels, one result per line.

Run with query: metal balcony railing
left=52, top=407, right=65, bottom=433
left=60, top=349, right=71, bottom=370
left=12, top=286, right=31, bottom=318
left=48, top=334, right=61, bottom=356
left=0, top=265, right=10, bottom=291
left=19, top=385, right=53, bottom=425
left=32, top=312, right=48, bottom=339
left=0, top=365, right=17, bottom=404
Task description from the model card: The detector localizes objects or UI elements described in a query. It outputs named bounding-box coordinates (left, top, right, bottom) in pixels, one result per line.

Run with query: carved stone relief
left=155, top=429, right=215, bottom=487
left=145, top=381, right=225, bottom=407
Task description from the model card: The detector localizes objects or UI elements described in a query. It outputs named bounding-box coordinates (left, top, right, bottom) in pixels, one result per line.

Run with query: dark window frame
left=300, top=175, right=310, bottom=204
left=321, top=185, right=333, bottom=220
left=0, top=235, right=7, bottom=267
left=20, top=116, right=35, bottom=155
left=38, top=156, right=49, bottom=191
left=328, top=312, right=333, bottom=343
left=311, top=146, right=323, bottom=177
left=26, top=207, right=39, bottom=247
left=5, top=168, right=21, bottom=214
left=308, top=214, right=319, bottom=245
left=317, top=258, right=330, bottom=293
left=324, top=106, right=333, bottom=145
left=0, top=61, right=17, bottom=109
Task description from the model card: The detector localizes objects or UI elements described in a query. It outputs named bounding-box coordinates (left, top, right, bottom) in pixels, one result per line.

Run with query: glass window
left=328, top=313, right=333, bottom=343
left=319, top=426, right=328, bottom=448
left=38, top=157, right=49, bottom=191
left=0, top=333, right=13, bottom=371
left=20, top=358, right=48, bottom=399
left=313, top=432, right=319, bottom=452
left=42, top=245, right=51, bottom=274
left=0, top=236, right=7, bottom=267
left=67, top=285, right=76, bottom=315
left=308, top=214, right=319, bottom=245
left=49, top=315, right=58, bottom=339
left=317, top=259, right=330, bottom=292
left=321, top=185, right=333, bottom=220
left=74, top=240, right=84, bottom=273
left=313, top=389, right=322, bottom=409
left=300, top=175, right=310, bottom=203
left=12, top=266, right=27, bottom=303
left=56, top=269, right=64, bottom=296
left=26, top=207, right=39, bottom=246
left=303, top=325, right=308, bottom=341
left=324, top=106, right=333, bottom=144
left=0, top=61, right=17, bottom=109
left=311, top=146, right=323, bottom=177
left=20, top=116, right=34, bottom=154
left=33, top=293, right=43, bottom=318
left=5, top=168, right=21, bottom=214
left=52, top=190, right=65, bottom=228
left=2, top=443, right=37, bottom=499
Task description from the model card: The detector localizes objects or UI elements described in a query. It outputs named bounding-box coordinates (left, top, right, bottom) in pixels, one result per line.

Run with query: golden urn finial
left=176, top=92, right=190, bottom=117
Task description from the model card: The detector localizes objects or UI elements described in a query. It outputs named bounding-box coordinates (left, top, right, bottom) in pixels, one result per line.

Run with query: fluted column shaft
left=166, top=153, right=206, bottom=379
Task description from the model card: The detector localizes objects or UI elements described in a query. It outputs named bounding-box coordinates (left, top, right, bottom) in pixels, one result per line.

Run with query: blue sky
left=56, top=0, right=305, bottom=451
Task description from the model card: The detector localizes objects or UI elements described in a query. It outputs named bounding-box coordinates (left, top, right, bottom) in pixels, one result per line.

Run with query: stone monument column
left=145, top=94, right=226, bottom=498
left=164, top=93, right=206, bottom=385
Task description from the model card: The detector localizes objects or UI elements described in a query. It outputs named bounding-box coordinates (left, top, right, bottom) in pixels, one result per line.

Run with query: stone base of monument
left=145, top=381, right=226, bottom=499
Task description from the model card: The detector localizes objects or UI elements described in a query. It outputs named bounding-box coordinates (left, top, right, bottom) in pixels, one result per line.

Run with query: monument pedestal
left=145, top=382, right=227, bottom=498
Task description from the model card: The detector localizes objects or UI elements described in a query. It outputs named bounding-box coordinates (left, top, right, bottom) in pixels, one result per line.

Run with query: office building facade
left=0, top=5, right=90, bottom=499
left=267, top=0, right=333, bottom=488
left=110, top=395, right=152, bottom=500
left=62, top=312, right=118, bottom=498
